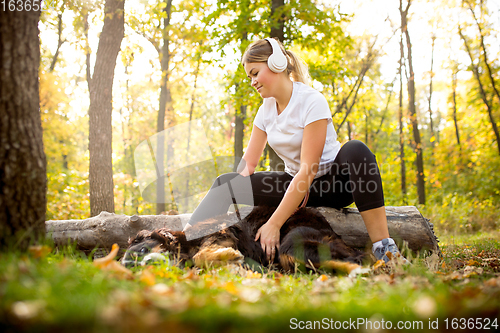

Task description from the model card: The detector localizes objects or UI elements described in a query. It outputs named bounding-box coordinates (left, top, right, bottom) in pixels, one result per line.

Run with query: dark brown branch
left=451, top=64, right=461, bottom=149
left=335, top=49, right=375, bottom=132
left=49, top=10, right=66, bottom=72
left=375, top=76, right=396, bottom=138
left=466, top=0, right=500, bottom=105
left=427, top=35, right=436, bottom=144
left=84, top=12, right=92, bottom=87
left=458, top=25, right=500, bottom=155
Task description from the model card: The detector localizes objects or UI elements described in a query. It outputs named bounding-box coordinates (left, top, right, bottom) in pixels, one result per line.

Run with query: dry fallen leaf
left=484, top=277, right=500, bottom=288
left=93, top=244, right=134, bottom=279
left=425, top=253, right=440, bottom=271
left=222, top=281, right=238, bottom=295
left=246, top=271, right=263, bottom=279
left=467, top=259, right=480, bottom=266
left=373, top=274, right=393, bottom=284
left=463, top=265, right=483, bottom=277
left=182, top=269, right=200, bottom=281
left=446, top=271, right=462, bottom=280
left=348, top=267, right=372, bottom=278
left=140, top=269, right=156, bottom=286
left=321, top=260, right=362, bottom=274
left=28, top=245, right=52, bottom=259
left=373, top=259, right=386, bottom=270
left=317, top=274, right=329, bottom=282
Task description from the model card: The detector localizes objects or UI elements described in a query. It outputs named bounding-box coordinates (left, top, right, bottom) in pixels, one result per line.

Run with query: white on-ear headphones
left=265, top=37, right=288, bottom=73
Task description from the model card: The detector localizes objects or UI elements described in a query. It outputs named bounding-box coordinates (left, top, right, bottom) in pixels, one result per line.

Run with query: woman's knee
left=343, top=139, right=370, bottom=152
left=211, top=172, right=240, bottom=189
left=341, top=140, right=376, bottom=162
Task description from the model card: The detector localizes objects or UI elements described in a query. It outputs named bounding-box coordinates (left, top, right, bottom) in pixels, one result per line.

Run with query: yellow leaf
left=246, top=271, right=262, bottom=279
left=140, top=269, right=156, bottom=286
left=28, top=245, right=52, bottom=259
left=467, top=259, right=480, bottom=266
left=182, top=269, right=199, bottom=281
left=222, top=282, right=238, bottom=295
left=317, top=274, right=328, bottom=282
left=373, top=259, right=386, bottom=270
left=94, top=244, right=133, bottom=279
left=94, top=244, right=120, bottom=268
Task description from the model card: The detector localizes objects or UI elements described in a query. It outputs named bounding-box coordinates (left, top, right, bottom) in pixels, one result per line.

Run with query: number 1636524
left=444, top=318, right=498, bottom=330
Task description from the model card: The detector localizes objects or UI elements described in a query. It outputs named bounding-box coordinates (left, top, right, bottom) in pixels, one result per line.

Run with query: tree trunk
left=451, top=65, right=461, bottom=149
left=51, top=8, right=68, bottom=170
left=399, top=33, right=407, bottom=205
left=364, top=108, right=369, bottom=145
left=156, top=0, right=173, bottom=214
left=427, top=35, right=436, bottom=147
left=234, top=104, right=246, bottom=165
left=46, top=206, right=440, bottom=255
left=0, top=8, right=47, bottom=248
left=268, top=0, right=285, bottom=172
left=234, top=32, right=248, bottom=171
left=88, top=0, right=125, bottom=217
left=400, top=0, right=425, bottom=205
left=270, top=0, right=285, bottom=42
left=184, top=54, right=201, bottom=210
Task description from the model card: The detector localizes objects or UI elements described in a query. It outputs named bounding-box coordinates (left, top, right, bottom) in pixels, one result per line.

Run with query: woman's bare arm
left=238, top=125, right=267, bottom=176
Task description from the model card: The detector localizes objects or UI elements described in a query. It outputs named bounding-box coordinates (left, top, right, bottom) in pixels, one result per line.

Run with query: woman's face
left=243, top=62, right=277, bottom=99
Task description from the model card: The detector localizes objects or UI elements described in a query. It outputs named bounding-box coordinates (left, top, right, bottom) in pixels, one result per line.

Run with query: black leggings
left=189, top=140, right=384, bottom=224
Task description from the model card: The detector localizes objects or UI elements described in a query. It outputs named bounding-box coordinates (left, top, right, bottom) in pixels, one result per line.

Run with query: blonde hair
left=242, top=38, right=310, bottom=86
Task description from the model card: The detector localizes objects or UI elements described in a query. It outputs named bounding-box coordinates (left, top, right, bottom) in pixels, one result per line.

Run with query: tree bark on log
left=46, top=206, right=439, bottom=255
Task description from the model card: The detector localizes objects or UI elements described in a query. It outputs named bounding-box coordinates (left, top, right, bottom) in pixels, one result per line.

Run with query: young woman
left=188, top=37, right=407, bottom=264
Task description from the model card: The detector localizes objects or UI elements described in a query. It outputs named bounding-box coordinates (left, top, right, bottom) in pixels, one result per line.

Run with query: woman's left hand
left=255, top=221, right=281, bottom=262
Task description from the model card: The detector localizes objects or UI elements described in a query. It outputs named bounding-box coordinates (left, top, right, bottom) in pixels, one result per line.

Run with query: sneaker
left=373, top=239, right=409, bottom=265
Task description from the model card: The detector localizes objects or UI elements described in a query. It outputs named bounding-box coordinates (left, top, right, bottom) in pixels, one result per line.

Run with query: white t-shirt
left=253, top=81, right=341, bottom=178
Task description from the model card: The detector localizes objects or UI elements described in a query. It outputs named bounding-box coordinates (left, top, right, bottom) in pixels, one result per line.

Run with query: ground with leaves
left=1, top=232, right=499, bottom=333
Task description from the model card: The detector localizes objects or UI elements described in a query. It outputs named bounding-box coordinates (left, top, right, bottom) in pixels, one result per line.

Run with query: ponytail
left=242, top=38, right=311, bottom=85
left=285, top=49, right=310, bottom=86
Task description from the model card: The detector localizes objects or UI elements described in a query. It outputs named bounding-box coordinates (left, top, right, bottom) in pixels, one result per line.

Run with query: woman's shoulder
left=294, top=82, right=327, bottom=101
left=293, top=82, right=328, bottom=109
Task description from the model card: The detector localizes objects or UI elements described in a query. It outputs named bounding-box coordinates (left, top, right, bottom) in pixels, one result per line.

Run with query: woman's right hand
left=255, top=221, right=281, bottom=262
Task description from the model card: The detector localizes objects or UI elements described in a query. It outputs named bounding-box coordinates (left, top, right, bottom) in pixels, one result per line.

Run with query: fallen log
left=45, top=206, right=439, bottom=255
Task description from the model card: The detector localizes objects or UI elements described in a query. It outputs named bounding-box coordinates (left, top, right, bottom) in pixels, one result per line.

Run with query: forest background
left=40, top=0, right=500, bottom=235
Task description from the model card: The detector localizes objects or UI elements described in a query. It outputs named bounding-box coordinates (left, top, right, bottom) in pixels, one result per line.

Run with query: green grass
left=1, top=233, right=499, bottom=332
